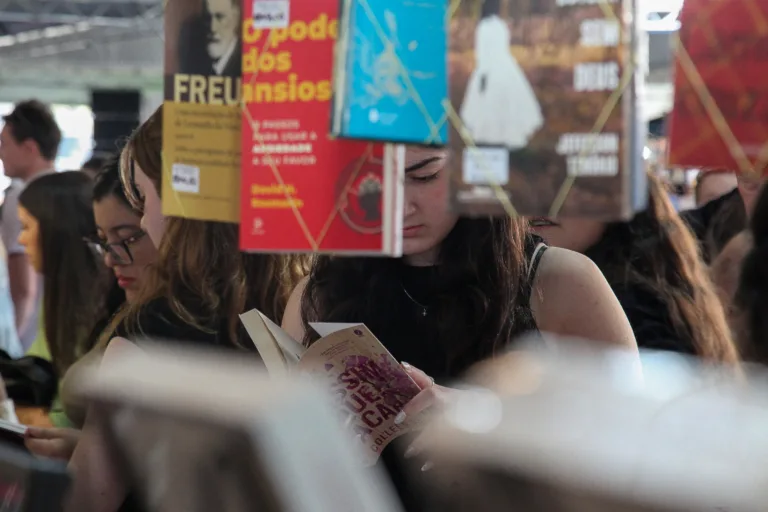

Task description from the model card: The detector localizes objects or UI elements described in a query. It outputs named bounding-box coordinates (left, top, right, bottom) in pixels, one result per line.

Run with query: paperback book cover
left=667, top=0, right=768, bottom=175
left=331, top=0, right=449, bottom=145
left=162, top=0, right=242, bottom=223
left=240, top=0, right=404, bottom=254
left=240, top=310, right=422, bottom=466
left=449, top=0, right=644, bottom=219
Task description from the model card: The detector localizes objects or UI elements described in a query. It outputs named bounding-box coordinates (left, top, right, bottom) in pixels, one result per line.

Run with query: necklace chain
left=401, top=284, right=428, bottom=317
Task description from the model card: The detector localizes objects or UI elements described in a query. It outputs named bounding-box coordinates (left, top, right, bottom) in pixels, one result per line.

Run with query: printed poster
left=449, top=0, right=643, bottom=219
left=162, top=0, right=242, bottom=222
left=668, top=0, right=768, bottom=175
left=239, top=0, right=403, bottom=254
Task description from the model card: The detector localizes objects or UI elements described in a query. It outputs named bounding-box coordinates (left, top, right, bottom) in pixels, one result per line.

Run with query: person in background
left=0, top=240, right=22, bottom=359
left=694, top=169, right=738, bottom=207
left=0, top=100, right=61, bottom=351
left=530, top=172, right=738, bottom=364
left=25, top=155, right=158, bottom=460
left=18, top=171, right=112, bottom=427
left=65, top=107, right=307, bottom=512
left=681, top=171, right=763, bottom=263
left=282, top=146, right=637, bottom=512
left=711, top=230, right=752, bottom=341
left=735, top=183, right=768, bottom=364
left=705, top=172, right=765, bottom=336
left=80, top=156, right=105, bottom=180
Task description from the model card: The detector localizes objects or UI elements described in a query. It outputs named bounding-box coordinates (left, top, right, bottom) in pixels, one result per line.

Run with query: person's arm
left=8, top=253, right=36, bottom=333
left=531, top=247, right=637, bottom=350
left=65, top=337, right=135, bottom=512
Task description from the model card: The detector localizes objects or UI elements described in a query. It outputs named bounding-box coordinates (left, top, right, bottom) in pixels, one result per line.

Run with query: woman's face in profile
left=402, top=147, right=459, bottom=266
left=133, top=164, right=166, bottom=249
left=17, top=206, right=41, bottom=273
left=93, top=196, right=158, bottom=304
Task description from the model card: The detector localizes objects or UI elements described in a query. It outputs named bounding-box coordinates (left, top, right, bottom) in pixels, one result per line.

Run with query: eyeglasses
left=84, top=230, right=148, bottom=266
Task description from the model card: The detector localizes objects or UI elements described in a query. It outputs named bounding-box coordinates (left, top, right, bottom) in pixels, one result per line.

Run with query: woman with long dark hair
left=282, top=146, right=636, bottom=510
left=531, top=172, right=738, bottom=363
left=25, top=155, right=159, bottom=459
left=17, top=171, right=112, bottom=426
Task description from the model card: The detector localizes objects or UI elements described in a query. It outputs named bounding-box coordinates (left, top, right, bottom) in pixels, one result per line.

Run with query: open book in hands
left=239, top=310, right=422, bottom=466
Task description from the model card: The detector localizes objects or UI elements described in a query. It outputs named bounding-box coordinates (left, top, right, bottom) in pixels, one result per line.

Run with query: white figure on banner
left=460, top=0, right=543, bottom=149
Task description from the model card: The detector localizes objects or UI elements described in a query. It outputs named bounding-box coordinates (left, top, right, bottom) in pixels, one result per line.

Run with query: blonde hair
left=106, top=106, right=307, bottom=347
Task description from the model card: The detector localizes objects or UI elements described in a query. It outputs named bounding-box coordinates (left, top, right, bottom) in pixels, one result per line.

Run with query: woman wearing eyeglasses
left=23, top=156, right=159, bottom=460
left=88, top=158, right=157, bottom=305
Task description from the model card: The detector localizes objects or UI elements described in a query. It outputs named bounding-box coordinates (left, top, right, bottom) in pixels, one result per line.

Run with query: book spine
left=623, top=0, right=646, bottom=217
left=331, top=0, right=356, bottom=136
left=384, top=144, right=405, bottom=256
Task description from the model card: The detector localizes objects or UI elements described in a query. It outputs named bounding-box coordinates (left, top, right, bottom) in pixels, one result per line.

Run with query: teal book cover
left=333, top=0, right=448, bottom=145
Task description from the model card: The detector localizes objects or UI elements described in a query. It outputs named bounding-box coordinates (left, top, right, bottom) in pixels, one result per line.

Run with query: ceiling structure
left=0, top=0, right=164, bottom=106
left=0, top=0, right=680, bottom=111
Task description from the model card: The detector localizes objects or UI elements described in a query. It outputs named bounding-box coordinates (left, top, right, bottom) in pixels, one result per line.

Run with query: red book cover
left=240, top=0, right=403, bottom=254
left=668, top=0, right=768, bottom=174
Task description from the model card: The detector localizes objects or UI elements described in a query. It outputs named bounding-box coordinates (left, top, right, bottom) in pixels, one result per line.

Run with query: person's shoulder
left=532, top=247, right=609, bottom=306
left=531, top=247, right=636, bottom=348
left=534, top=246, right=601, bottom=284
left=2, top=181, right=21, bottom=210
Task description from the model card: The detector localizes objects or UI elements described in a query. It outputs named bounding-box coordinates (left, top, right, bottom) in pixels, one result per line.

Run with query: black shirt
left=378, top=237, right=545, bottom=511
left=680, top=188, right=741, bottom=262
left=112, top=297, right=231, bottom=348
left=115, top=297, right=237, bottom=512
left=610, top=284, right=696, bottom=355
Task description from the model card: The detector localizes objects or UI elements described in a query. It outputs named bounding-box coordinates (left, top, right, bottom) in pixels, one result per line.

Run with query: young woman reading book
left=281, top=146, right=638, bottom=510
left=65, top=107, right=307, bottom=512
left=18, top=172, right=113, bottom=428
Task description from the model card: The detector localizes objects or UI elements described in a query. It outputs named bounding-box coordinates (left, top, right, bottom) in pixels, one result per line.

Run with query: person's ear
left=20, top=138, right=39, bottom=157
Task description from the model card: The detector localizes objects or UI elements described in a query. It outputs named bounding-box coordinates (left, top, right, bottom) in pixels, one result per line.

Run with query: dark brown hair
left=736, top=184, right=768, bottom=364
left=19, top=172, right=111, bottom=375
left=300, top=214, right=531, bottom=377
left=2, top=100, right=62, bottom=160
left=587, top=172, right=738, bottom=363
left=115, top=106, right=307, bottom=346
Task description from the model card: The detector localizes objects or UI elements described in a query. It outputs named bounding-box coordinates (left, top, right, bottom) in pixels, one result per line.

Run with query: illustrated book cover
left=240, top=309, right=422, bottom=466
left=331, top=0, right=449, bottom=145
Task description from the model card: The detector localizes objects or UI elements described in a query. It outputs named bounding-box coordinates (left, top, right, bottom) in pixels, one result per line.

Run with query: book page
left=298, top=325, right=421, bottom=466
left=0, top=419, right=26, bottom=437
left=239, top=310, right=305, bottom=376
left=310, top=322, right=362, bottom=338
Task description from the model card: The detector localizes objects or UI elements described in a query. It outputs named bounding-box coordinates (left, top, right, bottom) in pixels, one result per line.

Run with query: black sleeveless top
left=114, top=298, right=245, bottom=512
left=379, top=235, right=548, bottom=511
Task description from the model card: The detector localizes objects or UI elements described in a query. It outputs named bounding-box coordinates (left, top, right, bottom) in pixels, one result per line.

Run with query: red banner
left=668, top=0, right=768, bottom=174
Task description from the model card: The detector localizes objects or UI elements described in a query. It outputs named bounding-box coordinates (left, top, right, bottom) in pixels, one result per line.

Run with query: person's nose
left=103, top=250, right=118, bottom=269
left=403, top=192, right=417, bottom=219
